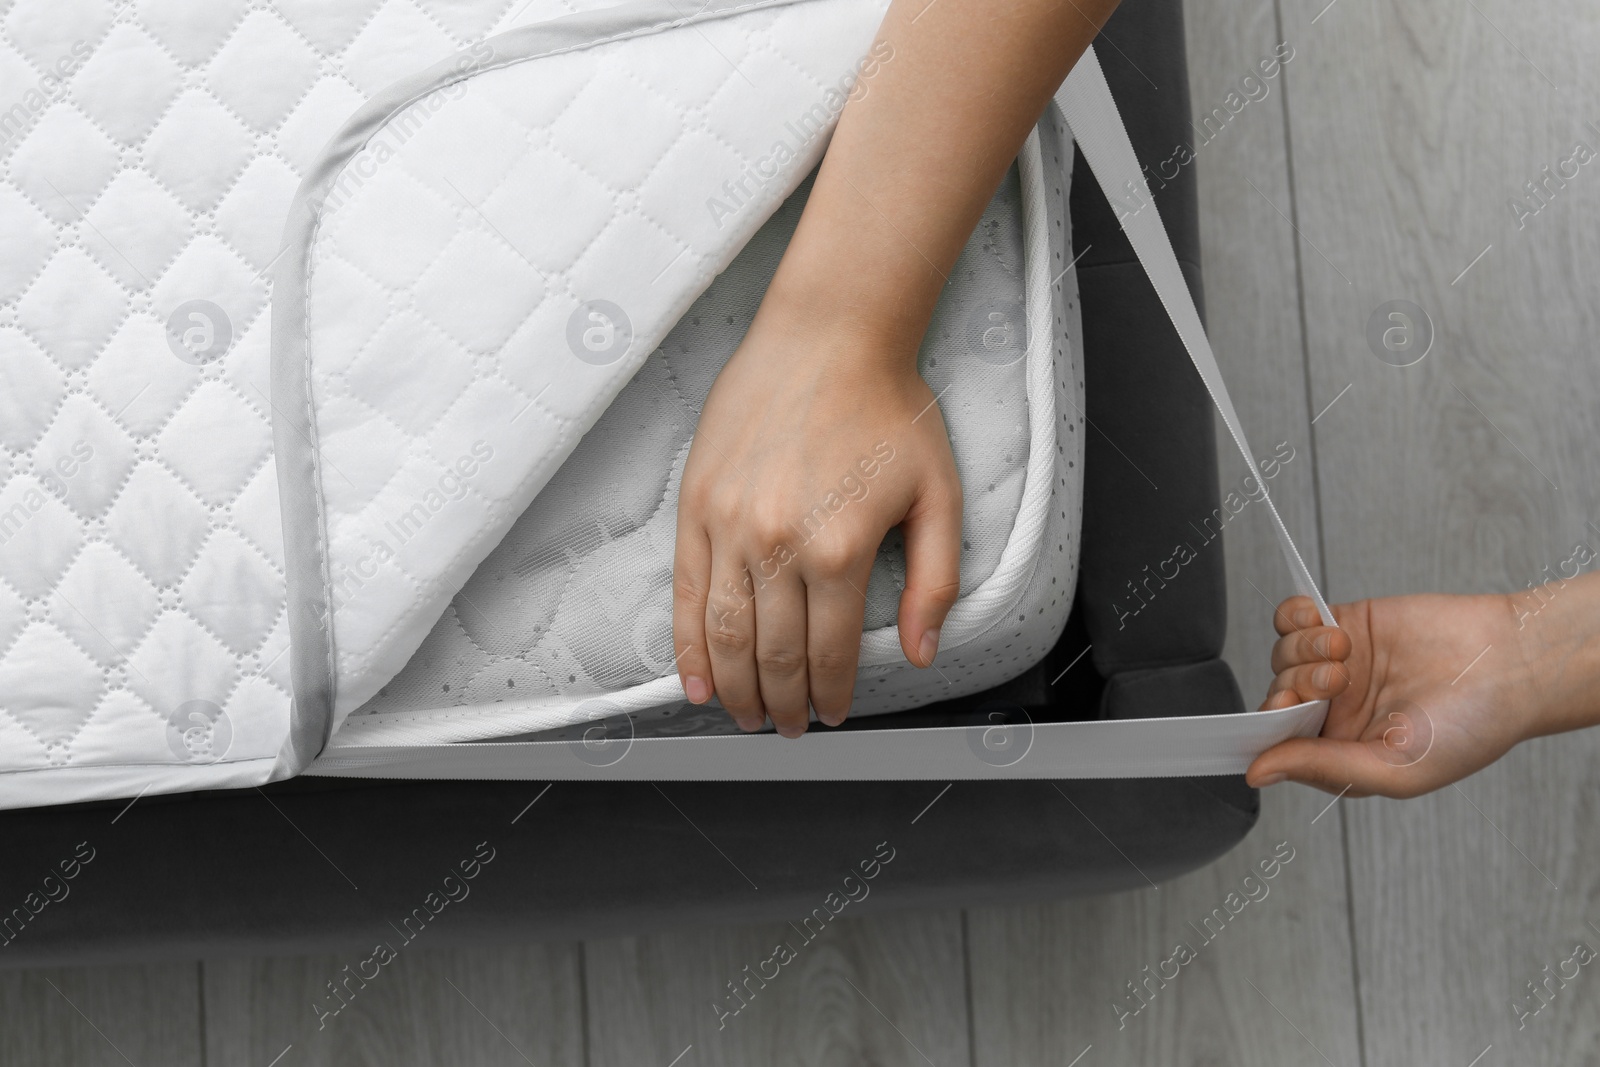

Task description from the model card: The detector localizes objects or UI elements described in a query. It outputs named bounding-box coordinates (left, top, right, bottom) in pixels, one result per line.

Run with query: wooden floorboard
left=582, top=910, right=971, bottom=1067
left=1280, top=0, right=1600, bottom=1062
left=201, top=945, right=587, bottom=1067
left=0, top=963, right=202, bottom=1067
left=966, top=797, right=1357, bottom=1066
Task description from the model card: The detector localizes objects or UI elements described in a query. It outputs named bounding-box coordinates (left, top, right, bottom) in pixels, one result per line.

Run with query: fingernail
left=819, top=713, right=845, bottom=728
left=1313, top=634, right=1331, bottom=656
left=1256, top=772, right=1287, bottom=787
left=736, top=715, right=763, bottom=733
left=685, top=676, right=710, bottom=704
left=1313, top=664, right=1333, bottom=689
left=1295, top=609, right=1316, bottom=628
left=776, top=724, right=805, bottom=739
left=918, top=628, right=940, bottom=667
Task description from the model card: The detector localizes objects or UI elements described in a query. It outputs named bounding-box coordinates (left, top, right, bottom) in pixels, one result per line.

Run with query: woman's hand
left=1249, top=591, right=1561, bottom=797
left=671, top=300, right=962, bottom=737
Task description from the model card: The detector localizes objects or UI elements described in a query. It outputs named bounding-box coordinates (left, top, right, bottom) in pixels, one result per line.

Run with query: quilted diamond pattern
left=0, top=624, right=105, bottom=747
left=86, top=317, right=203, bottom=435
left=142, top=89, right=257, bottom=211
left=179, top=529, right=282, bottom=653
left=0, top=0, right=615, bottom=790
left=33, top=393, right=137, bottom=517
left=124, top=609, right=240, bottom=713
left=274, top=76, right=369, bottom=172
left=204, top=12, right=322, bottom=131
left=0, top=184, right=56, bottom=300
left=135, top=0, right=248, bottom=66
left=3, top=0, right=112, bottom=70
left=0, top=574, right=26, bottom=654
left=156, top=381, right=273, bottom=503
left=340, top=3, right=461, bottom=95
left=49, top=542, right=160, bottom=666
left=213, top=156, right=301, bottom=266
left=0, top=330, right=66, bottom=449
left=8, top=104, right=122, bottom=222
left=102, top=463, right=210, bottom=585
left=271, top=0, right=380, bottom=55
left=0, top=479, right=83, bottom=597
left=549, top=73, right=685, bottom=189
left=15, top=249, right=126, bottom=366
left=411, top=229, right=546, bottom=353
left=80, top=169, right=194, bottom=285
left=325, top=166, right=462, bottom=289
left=70, top=22, right=185, bottom=144
left=482, top=145, right=617, bottom=274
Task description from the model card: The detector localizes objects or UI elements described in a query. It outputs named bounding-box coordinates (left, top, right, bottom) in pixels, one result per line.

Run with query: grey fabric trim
left=269, top=0, right=823, bottom=773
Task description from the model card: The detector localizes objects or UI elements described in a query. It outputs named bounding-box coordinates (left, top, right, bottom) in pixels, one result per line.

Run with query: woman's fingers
left=1264, top=597, right=1353, bottom=713
left=897, top=476, right=963, bottom=668
left=672, top=519, right=716, bottom=707
left=1258, top=686, right=1304, bottom=712
left=1246, top=736, right=1434, bottom=799
left=805, top=564, right=870, bottom=727
left=1269, top=625, right=1350, bottom=674
left=1265, top=660, right=1351, bottom=702
left=1247, top=737, right=1372, bottom=795
left=1271, top=595, right=1324, bottom=637
left=705, top=553, right=765, bottom=732
left=752, top=557, right=811, bottom=738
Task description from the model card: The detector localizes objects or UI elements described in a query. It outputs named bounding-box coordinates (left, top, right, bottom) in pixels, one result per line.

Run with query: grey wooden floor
left=6, top=0, right=1599, bottom=1062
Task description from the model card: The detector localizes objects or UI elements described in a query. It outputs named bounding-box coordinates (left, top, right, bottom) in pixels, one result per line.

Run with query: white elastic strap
left=1055, top=47, right=1335, bottom=628
left=309, top=45, right=1332, bottom=781
left=307, top=702, right=1327, bottom=780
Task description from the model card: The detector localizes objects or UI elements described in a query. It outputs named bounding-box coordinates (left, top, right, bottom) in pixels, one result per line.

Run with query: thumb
left=897, top=480, right=962, bottom=668
left=1247, top=736, right=1431, bottom=799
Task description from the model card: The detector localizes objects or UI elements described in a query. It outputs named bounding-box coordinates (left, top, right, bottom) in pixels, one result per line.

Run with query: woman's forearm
left=1514, top=569, right=1600, bottom=739
left=761, top=0, right=1122, bottom=358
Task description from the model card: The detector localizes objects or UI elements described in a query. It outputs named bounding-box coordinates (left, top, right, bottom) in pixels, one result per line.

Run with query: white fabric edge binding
left=302, top=45, right=1332, bottom=781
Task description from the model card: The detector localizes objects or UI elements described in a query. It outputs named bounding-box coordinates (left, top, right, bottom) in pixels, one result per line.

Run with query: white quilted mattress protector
left=0, top=0, right=1082, bottom=807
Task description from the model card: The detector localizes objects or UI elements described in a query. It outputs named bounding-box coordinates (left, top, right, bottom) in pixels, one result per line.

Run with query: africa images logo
left=967, top=702, right=1035, bottom=768
left=166, top=700, right=232, bottom=764
left=966, top=299, right=1028, bottom=367
left=566, top=697, right=635, bottom=768
left=1365, top=300, right=1433, bottom=367
left=164, top=300, right=233, bottom=365
left=566, top=299, right=633, bottom=366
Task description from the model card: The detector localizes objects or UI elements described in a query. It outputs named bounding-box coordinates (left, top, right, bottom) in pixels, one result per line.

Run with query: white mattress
left=0, top=0, right=1083, bottom=806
